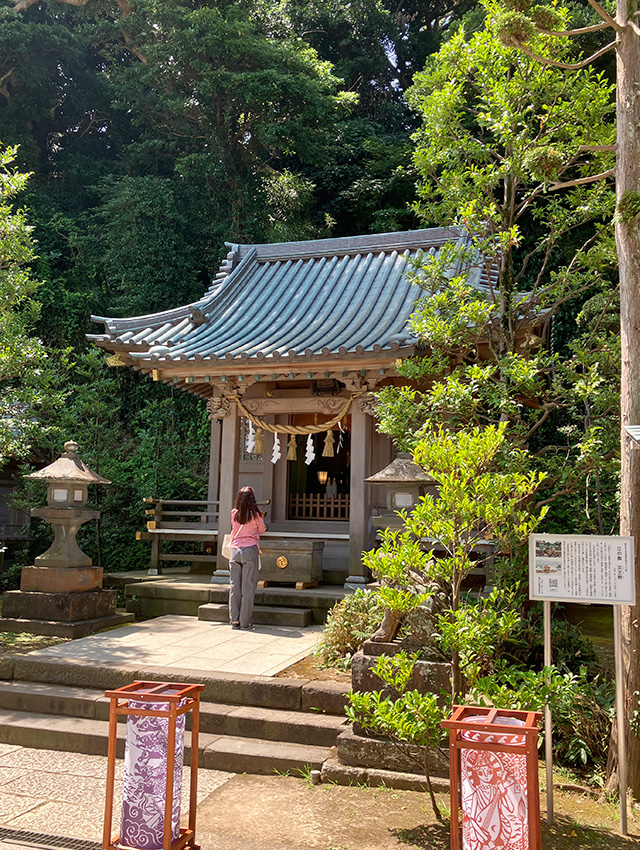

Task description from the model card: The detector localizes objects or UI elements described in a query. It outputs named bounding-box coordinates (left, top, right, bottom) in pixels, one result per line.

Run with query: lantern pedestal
left=0, top=588, right=133, bottom=638
left=20, top=565, right=103, bottom=593
left=0, top=440, right=135, bottom=637
left=30, top=506, right=98, bottom=568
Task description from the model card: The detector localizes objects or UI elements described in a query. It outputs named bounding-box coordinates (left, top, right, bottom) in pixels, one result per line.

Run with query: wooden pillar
left=346, top=404, right=372, bottom=587
left=207, top=418, right=222, bottom=505
left=211, top=404, right=239, bottom=583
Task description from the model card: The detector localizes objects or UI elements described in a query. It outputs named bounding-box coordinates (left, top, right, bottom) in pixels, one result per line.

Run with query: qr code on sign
left=549, top=579, right=558, bottom=589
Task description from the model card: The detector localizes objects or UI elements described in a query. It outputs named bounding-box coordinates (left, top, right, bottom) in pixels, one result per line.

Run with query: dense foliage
left=314, top=588, right=384, bottom=669
left=0, top=0, right=623, bottom=784
left=0, top=147, right=64, bottom=463
left=346, top=0, right=618, bottom=779
left=0, top=0, right=473, bottom=569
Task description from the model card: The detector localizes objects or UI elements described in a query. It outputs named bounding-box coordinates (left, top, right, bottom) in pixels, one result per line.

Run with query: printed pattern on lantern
left=461, top=748, right=529, bottom=850
left=119, top=699, right=186, bottom=849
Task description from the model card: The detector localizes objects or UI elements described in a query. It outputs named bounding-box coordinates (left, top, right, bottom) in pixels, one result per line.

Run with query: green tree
left=349, top=424, right=544, bottom=820
left=376, top=0, right=618, bottom=523
left=378, top=424, right=546, bottom=699
left=370, top=0, right=623, bottom=787
left=481, top=0, right=640, bottom=799
left=0, top=145, right=59, bottom=463
left=347, top=651, right=445, bottom=819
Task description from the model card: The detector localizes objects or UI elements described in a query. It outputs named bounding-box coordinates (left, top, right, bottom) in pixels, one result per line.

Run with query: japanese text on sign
left=529, top=534, right=635, bottom=605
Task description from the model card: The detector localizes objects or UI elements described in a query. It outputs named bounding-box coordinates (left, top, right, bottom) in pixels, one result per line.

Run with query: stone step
left=198, top=603, right=311, bottom=628
left=0, top=708, right=331, bottom=774
left=0, top=612, right=135, bottom=639
left=201, top=734, right=330, bottom=775
left=207, top=585, right=346, bottom=610
left=198, top=702, right=344, bottom=746
left=10, top=656, right=349, bottom=715
left=122, top=579, right=345, bottom=623
left=0, top=681, right=344, bottom=747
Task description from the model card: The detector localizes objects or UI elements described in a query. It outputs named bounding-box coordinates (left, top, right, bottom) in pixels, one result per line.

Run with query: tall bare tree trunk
left=616, top=0, right=640, bottom=799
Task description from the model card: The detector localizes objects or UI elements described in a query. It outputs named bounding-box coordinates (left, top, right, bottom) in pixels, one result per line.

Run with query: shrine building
left=88, top=227, right=496, bottom=587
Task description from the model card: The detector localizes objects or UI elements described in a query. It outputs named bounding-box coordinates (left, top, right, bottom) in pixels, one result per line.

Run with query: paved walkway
left=26, top=616, right=323, bottom=677
left=0, top=744, right=232, bottom=847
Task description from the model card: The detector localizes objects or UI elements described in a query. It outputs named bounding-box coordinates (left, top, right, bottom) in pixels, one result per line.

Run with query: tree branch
left=578, top=144, right=617, bottom=152
left=541, top=21, right=611, bottom=36
left=10, top=0, right=90, bottom=10
left=0, top=67, right=16, bottom=101
left=628, top=19, right=640, bottom=37
left=585, top=0, right=621, bottom=30
left=548, top=168, right=615, bottom=191
left=115, top=0, right=133, bottom=15
left=523, top=404, right=555, bottom=442
left=516, top=40, right=616, bottom=70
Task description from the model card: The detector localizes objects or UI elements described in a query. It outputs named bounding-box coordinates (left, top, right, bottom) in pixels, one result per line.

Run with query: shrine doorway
left=287, top=414, right=351, bottom=521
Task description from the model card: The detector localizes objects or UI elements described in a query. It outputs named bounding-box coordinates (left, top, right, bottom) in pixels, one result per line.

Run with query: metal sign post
left=613, top=605, right=628, bottom=835
left=543, top=600, right=553, bottom=826
left=529, top=533, right=635, bottom=837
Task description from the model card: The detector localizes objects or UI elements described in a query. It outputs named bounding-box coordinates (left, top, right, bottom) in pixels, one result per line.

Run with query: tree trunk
left=616, top=0, right=640, bottom=799
left=423, top=743, right=442, bottom=822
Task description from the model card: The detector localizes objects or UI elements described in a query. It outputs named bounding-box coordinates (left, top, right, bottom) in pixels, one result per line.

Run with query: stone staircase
left=0, top=656, right=348, bottom=775
left=198, top=603, right=311, bottom=627
left=122, top=576, right=347, bottom=626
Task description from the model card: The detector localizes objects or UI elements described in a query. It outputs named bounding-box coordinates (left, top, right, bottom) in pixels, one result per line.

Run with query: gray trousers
left=228, top=545, right=259, bottom=628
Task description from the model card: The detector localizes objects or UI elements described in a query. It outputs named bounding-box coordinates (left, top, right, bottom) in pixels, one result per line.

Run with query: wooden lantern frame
left=102, top=681, right=204, bottom=850
left=441, top=705, right=543, bottom=850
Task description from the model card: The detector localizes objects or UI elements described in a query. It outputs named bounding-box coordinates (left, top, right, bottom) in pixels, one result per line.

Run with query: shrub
left=471, top=662, right=614, bottom=768
left=314, top=589, right=383, bottom=669
left=346, top=650, right=445, bottom=820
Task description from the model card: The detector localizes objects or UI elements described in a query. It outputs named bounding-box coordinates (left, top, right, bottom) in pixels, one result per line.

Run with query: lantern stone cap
left=24, top=441, right=111, bottom=485
left=364, top=452, right=435, bottom=485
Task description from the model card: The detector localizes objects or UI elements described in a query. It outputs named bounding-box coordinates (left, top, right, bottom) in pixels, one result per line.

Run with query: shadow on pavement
left=390, top=813, right=639, bottom=849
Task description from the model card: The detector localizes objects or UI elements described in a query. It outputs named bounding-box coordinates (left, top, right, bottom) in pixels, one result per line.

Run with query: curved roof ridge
left=90, top=248, right=258, bottom=333
left=227, top=226, right=463, bottom=262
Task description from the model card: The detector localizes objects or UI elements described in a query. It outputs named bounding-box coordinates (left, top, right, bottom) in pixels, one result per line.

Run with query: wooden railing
left=143, top=498, right=219, bottom=529
left=138, top=498, right=269, bottom=575
left=289, top=493, right=349, bottom=521
left=0, top=523, right=29, bottom=541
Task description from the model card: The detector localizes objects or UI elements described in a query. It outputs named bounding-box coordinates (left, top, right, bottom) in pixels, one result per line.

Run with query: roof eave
left=130, top=345, right=416, bottom=374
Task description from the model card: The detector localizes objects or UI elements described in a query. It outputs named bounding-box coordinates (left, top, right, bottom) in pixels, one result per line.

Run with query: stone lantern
left=0, top=441, right=134, bottom=637
left=25, top=440, right=109, bottom=577
left=365, top=452, right=437, bottom=531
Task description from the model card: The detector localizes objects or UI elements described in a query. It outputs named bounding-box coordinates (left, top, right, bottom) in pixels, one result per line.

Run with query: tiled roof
left=89, top=227, right=496, bottom=364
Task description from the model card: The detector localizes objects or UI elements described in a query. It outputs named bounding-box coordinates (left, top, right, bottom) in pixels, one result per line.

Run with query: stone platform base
left=336, top=724, right=448, bottom=777
left=20, top=565, right=103, bottom=593
left=2, top=589, right=118, bottom=623
left=321, top=753, right=449, bottom=793
left=351, top=640, right=451, bottom=706
left=0, top=611, right=134, bottom=638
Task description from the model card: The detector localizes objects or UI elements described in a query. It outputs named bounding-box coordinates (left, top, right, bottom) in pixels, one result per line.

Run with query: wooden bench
left=136, top=499, right=220, bottom=575
left=136, top=498, right=272, bottom=575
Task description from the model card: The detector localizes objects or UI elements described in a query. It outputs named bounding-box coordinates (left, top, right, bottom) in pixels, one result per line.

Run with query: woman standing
left=228, top=486, right=266, bottom=630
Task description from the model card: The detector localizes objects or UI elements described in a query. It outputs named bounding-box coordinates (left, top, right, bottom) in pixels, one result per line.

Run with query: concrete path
left=24, top=616, right=323, bottom=677
left=0, top=743, right=232, bottom=847
left=0, top=746, right=445, bottom=850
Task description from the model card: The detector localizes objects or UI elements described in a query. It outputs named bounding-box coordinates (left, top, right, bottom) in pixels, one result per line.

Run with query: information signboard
left=529, top=533, right=635, bottom=606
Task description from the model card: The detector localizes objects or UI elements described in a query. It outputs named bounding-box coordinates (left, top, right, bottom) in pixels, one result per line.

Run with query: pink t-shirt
left=230, top=508, right=266, bottom=549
